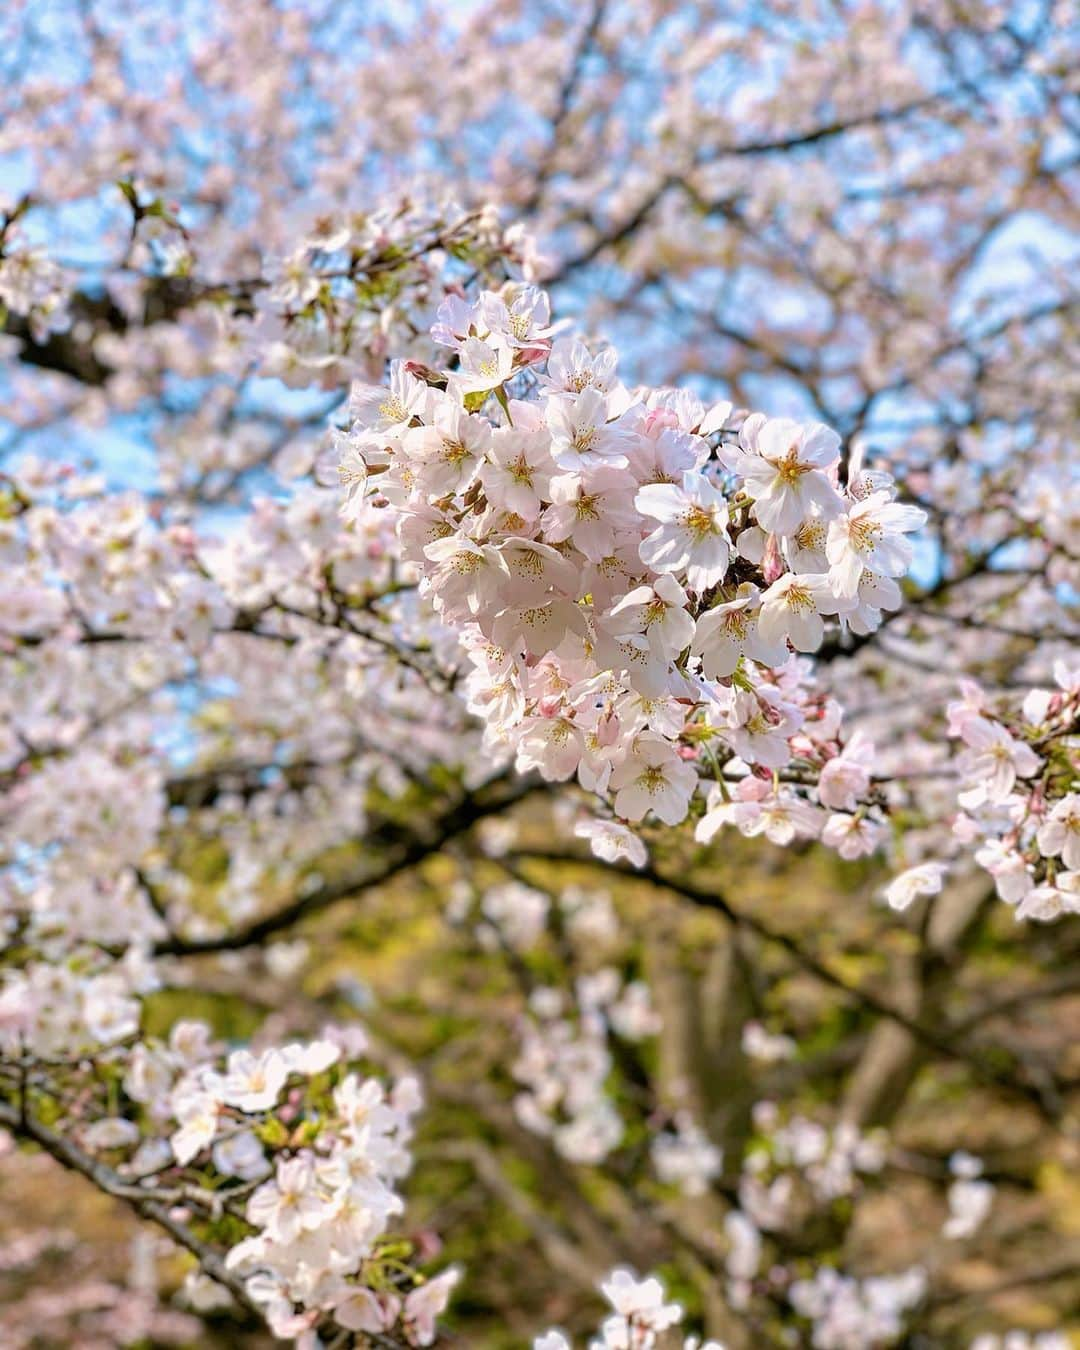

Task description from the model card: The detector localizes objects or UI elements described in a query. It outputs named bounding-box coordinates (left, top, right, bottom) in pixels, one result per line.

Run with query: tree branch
left=155, top=772, right=544, bottom=957
left=0, top=1099, right=263, bottom=1322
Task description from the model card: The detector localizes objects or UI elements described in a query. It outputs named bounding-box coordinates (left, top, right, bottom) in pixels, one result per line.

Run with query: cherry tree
left=1, top=1, right=1077, bottom=1347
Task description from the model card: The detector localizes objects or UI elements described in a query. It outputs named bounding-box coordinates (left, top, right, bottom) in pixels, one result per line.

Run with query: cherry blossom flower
left=757, top=572, right=854, bottom=652
left=721, top=685, right=804, bottom=769
left=245, top=1155, right=326, bottom=1243
left=956, top=718, right=1041, bottom=805
left=826, top=492, right=927, bottom=598
left=481, top=414, right=554, bottom=521
left=220, top=1048, right=289, bottom=1113
left=574, top=818, right=648, bottom=868
left=635, top=472, right=731, bottom=592
left=817, top=733, right=875, bottom=812
left=170, top=1091, right=221, bottom=1166
left=730, top=415, right=844, bottom=535
left=543, top=336, right=619, bottom=397
left=609, top=736, right=698, bottom=825
left=1036, top=794, right=1080, bottom=870
left=402, top=1267, right=462, bottom=1346
left=405, top=398, right=492, bottom=498
left=691, top=584, right=787, bottom=678
left=600, top=1268, right=683, bottom=1335
left=882, top=862, right=949, bottom=912
left=453, top=335, right=515, bottom=394
left=607, top=575, right=695, bottom=660
left=546, top=387, right=631, bottom=472
left=481, top=285, right=554, bottom=348
left=350, top=361, right=429, bottom=441
left=821, top=811, right=887, bottom=860
left=212, top=1130, right=271, bottom=1181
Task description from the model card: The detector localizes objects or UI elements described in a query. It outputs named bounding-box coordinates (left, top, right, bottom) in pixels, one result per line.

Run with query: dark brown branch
left=518, top=0, right=609, bottom=217
left=0, top=1099, right=263, bottom=1322
left=155, top=772, right=544, bottom=956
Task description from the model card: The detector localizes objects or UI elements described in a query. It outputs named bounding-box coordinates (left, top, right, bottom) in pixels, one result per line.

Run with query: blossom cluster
left=0, top=239, right=71, bottom=341
left=223, top=1062, right=451, bottom=1345
left=533, top=1268, right=724, bottom=1350
left=715, top=1103, right=889, bottom=1315
left=531, top=1261, right=929, bottom=1350
left=0, top=461, right=479, bottom=965
left=1, top=979, right=462, bottom=1348
left=454, top=876, right=665, bottom=1168
left=455, top=877, right=723, bottom=1191
left=945, top=666, right=1080, bottom=922
left=787, top=1266, right=926, bottom=1350
left=737, top=1105, right=887, bottom=1228
left=339, top=283, right=926, bottom=856
left=512, top=968, right=660, bottom=1167
left=253, top=198, right=536, bottom=393
left=651, top=1115, right=724, bottom=1199
left=0, top=949, right=151, bottom=1060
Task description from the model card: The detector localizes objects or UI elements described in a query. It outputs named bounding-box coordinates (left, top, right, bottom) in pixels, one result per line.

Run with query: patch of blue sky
left=951, top=211, right=1079, bottom=331
left=63, top=411, right=160, bottom=493
left=0, top=149, right=35, bottom=203
left=18, top=193, right=128, bottom=273
left=906, top=539, right=943, bottom=593
left=158, top=676, right=239, bottom=773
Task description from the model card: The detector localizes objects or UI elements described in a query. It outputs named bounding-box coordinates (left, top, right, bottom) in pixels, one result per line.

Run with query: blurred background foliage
left=4, top=777, right=1078, bottom=1346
